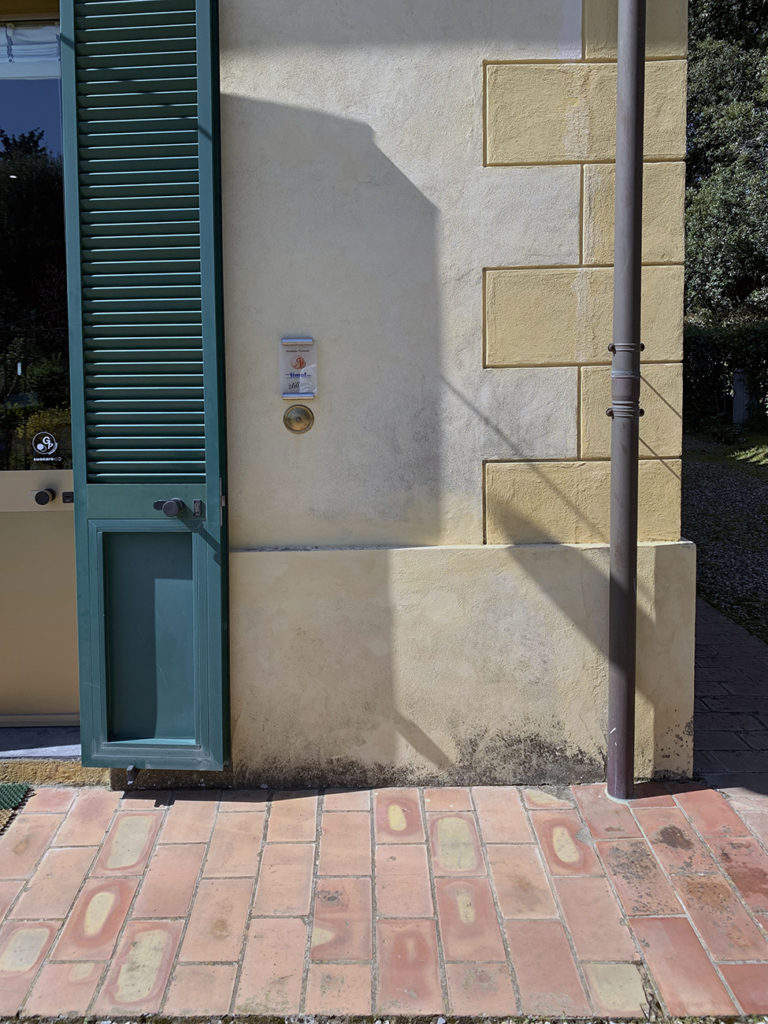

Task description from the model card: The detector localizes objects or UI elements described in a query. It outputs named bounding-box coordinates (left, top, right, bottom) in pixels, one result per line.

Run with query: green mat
left=0, top=782, right=29, bottom=810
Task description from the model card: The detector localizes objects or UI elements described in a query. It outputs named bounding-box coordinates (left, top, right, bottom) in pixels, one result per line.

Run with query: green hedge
left=684, top=322, right=768, bottom=430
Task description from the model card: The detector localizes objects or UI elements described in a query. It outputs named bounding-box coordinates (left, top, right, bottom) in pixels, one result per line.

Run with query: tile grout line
left=157, top=788, right=224, bottom=1015
left=520, top=791, right=595, bottom=1015
left=15, top=790, right=124, bottom=1017
left=298, top=790, right=322, bottom=1014
left=417, top=787, right=449, bottom=1014
left=369, top=788, right=379, bottom=1015
left=627, top=789, right=744, bottom=1014
left=569, top=787, right=663, bottom=1016
left=666, top=790, right=767, bottom=1010
left=86, top=792, right=173, bottom=1017
left=469, top=785, right=523, bottom=1016
left=228, top=790, right=271, bottom=1015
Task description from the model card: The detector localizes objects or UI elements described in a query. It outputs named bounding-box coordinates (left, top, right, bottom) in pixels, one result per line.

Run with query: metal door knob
left=153, top=498, right=184, bottom=517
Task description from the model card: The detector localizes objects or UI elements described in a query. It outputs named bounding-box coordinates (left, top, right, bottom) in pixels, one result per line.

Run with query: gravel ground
left=682, top=433, right=768, bottom=643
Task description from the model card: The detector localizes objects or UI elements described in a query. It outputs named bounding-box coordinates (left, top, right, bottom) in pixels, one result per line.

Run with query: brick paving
left=1, top=781, right=768, bottom=1017
left=694, top=597, right=768, bottom=791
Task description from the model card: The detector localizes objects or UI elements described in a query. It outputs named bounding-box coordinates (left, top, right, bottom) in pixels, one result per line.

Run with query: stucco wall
left=229, top=542, right=694, bottom=786
left=219, top=0, right=693, bottom=783
left=0, top=472, right=78, bottom=724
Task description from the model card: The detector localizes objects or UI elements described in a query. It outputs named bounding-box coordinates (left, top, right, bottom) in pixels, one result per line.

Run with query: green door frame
left=60, top=0, right=228, bottom=769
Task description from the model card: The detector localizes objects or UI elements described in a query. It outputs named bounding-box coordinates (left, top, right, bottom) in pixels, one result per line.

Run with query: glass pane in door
left=0, top=24, right=70, bottom=470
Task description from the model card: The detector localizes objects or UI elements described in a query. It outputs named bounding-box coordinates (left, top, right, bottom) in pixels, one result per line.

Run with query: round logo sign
left=32, top=431, right=58, bottom=456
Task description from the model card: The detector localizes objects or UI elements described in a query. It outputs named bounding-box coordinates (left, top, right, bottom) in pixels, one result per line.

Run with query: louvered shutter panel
left=76, top=0, right=205, bottom=483
left=62, top=0, right=228, bottom=770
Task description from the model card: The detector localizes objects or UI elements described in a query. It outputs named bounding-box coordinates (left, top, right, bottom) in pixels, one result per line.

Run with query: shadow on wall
left=220, top=78, right=692, bottom=788
left=223, top=96, right=443, bottom=774
left=222, top=97, right=443, bottom=548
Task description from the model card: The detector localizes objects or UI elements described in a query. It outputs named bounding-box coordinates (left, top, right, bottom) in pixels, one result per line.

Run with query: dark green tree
left=686, top=0, right=768, bottom=324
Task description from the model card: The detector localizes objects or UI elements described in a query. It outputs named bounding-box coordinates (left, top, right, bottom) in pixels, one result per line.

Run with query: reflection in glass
left=0, top=31, right=71, bottom=470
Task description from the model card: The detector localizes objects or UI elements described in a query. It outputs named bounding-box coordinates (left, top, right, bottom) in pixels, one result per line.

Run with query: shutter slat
left=73, top=0, right=205, bottom=484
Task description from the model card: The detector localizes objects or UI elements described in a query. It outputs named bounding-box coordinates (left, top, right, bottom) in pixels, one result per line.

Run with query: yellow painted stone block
left=485, top=459, right=680, bottom=543
left=485, top=265, right=683, bottom=366
left=580, top=363, right=682, bottom=459
left=585, top=0, right=688, bottom=59
left=486, top=61, right=685, bottom=164
left=583, top=161, right=685, bottom=265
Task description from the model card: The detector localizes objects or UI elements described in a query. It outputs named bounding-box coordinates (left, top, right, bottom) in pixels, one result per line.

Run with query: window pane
left=0, top=45, right=70, bottom=471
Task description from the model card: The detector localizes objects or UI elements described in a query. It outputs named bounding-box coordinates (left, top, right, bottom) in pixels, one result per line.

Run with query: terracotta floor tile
left=252, top=843, right=314, bottom=916
left=374, top=788, right=425, bottom=843
left=323, top=789, right=371, bottom=811
left=23, top=960, right=103, bottom=1017
left=435, top=876, right=506, bottom=961
left=52, top=877, right=138, bottom=961
left=674, top=873, right=768, bottom=961
left=487, top=844, right=557, bottom=918
left=635, top=806, right=717, bottom=874
left=10, top=846, right=94, bottom=919
left=720, top=963, right=768, bottom=1013
left=376, top=918, right=443, bottom=1014
left=305, top=963, right=372, bottom=1014
left=93, top=919, right=182, bottom=1014
left=631, top=916, right=737, bottom=1015
left=0, top=814, right=63, bottom=878
left=742, top=809, right=768, bottom=842
left=429, top=813, right=484, bottom=874
left=132, top=843, right=205, bottom=918
left=53, top=790, right=120, bottom=847
left=472, top=786, right=532, bottom=843
left=375, top=843, right=433, bottom=917
left=572, top=783, right=641, bottom=839
left=626, top=782, right=676, bottom=808
left=555, top=876, right=637, bottom=960
left=311, top=877, right=372, bottom=961
left=164, top=963, right=237, bottom=1016
left=712, top=836, right=768, bottom=912
left=160, top=794, right=217, bottom=843
left=721, top=787, right=768, bottom=813
left=530, top=808, right=602, bottom=876
left=235, top=917, right=307, bottom=1014
left=676, top=787, right=751, bottom=838
left=118, top=792, right=172, bottom=811
left=318, top=810, right=371, bottom=876
left=505, top=919, right=590, bottom=1016
left=92, top=811, right=161, bottom=875
left=0, top=880, right=22, bottom=922
left=218, top=789, right=268, bottom=812
left=0, top=919, right=59, bottom=1016
left=424, top=787, right=472, bottom=812
left=583, top=962, right=648, bottom=1016
left=267, top=792, right=318, bottom=841
left=597, top=839, right=681, bottom=916
left=24, top=788, right=77, bottom=814
left=203, top=811, right=264, bottom=876
left=446, top=962, right=517, bottom=1015
left=522, top=787, right=574, bottom=810
left=180, top=877, right=252, bottom=962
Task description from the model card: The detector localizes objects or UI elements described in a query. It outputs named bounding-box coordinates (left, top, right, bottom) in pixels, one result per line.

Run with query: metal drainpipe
left=607, top=0, right=647, bottom=801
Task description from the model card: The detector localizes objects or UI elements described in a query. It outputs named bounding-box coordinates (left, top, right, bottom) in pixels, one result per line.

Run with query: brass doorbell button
left=283, top=404, right=314, bottom=433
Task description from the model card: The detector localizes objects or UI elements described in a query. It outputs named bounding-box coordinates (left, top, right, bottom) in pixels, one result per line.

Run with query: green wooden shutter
left=61, top=0, right=228, bottom=770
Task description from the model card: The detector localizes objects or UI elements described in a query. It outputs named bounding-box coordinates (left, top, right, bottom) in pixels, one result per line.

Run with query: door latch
left=153, top=498, right=185, bottom=517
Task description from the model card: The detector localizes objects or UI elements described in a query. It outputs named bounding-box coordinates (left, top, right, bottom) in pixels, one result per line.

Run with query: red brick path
left=1, top=781, right=768, bottom=1016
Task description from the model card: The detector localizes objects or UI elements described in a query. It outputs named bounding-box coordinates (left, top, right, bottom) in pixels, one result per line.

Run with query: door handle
left=153, top=498, right=184, bottom=517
